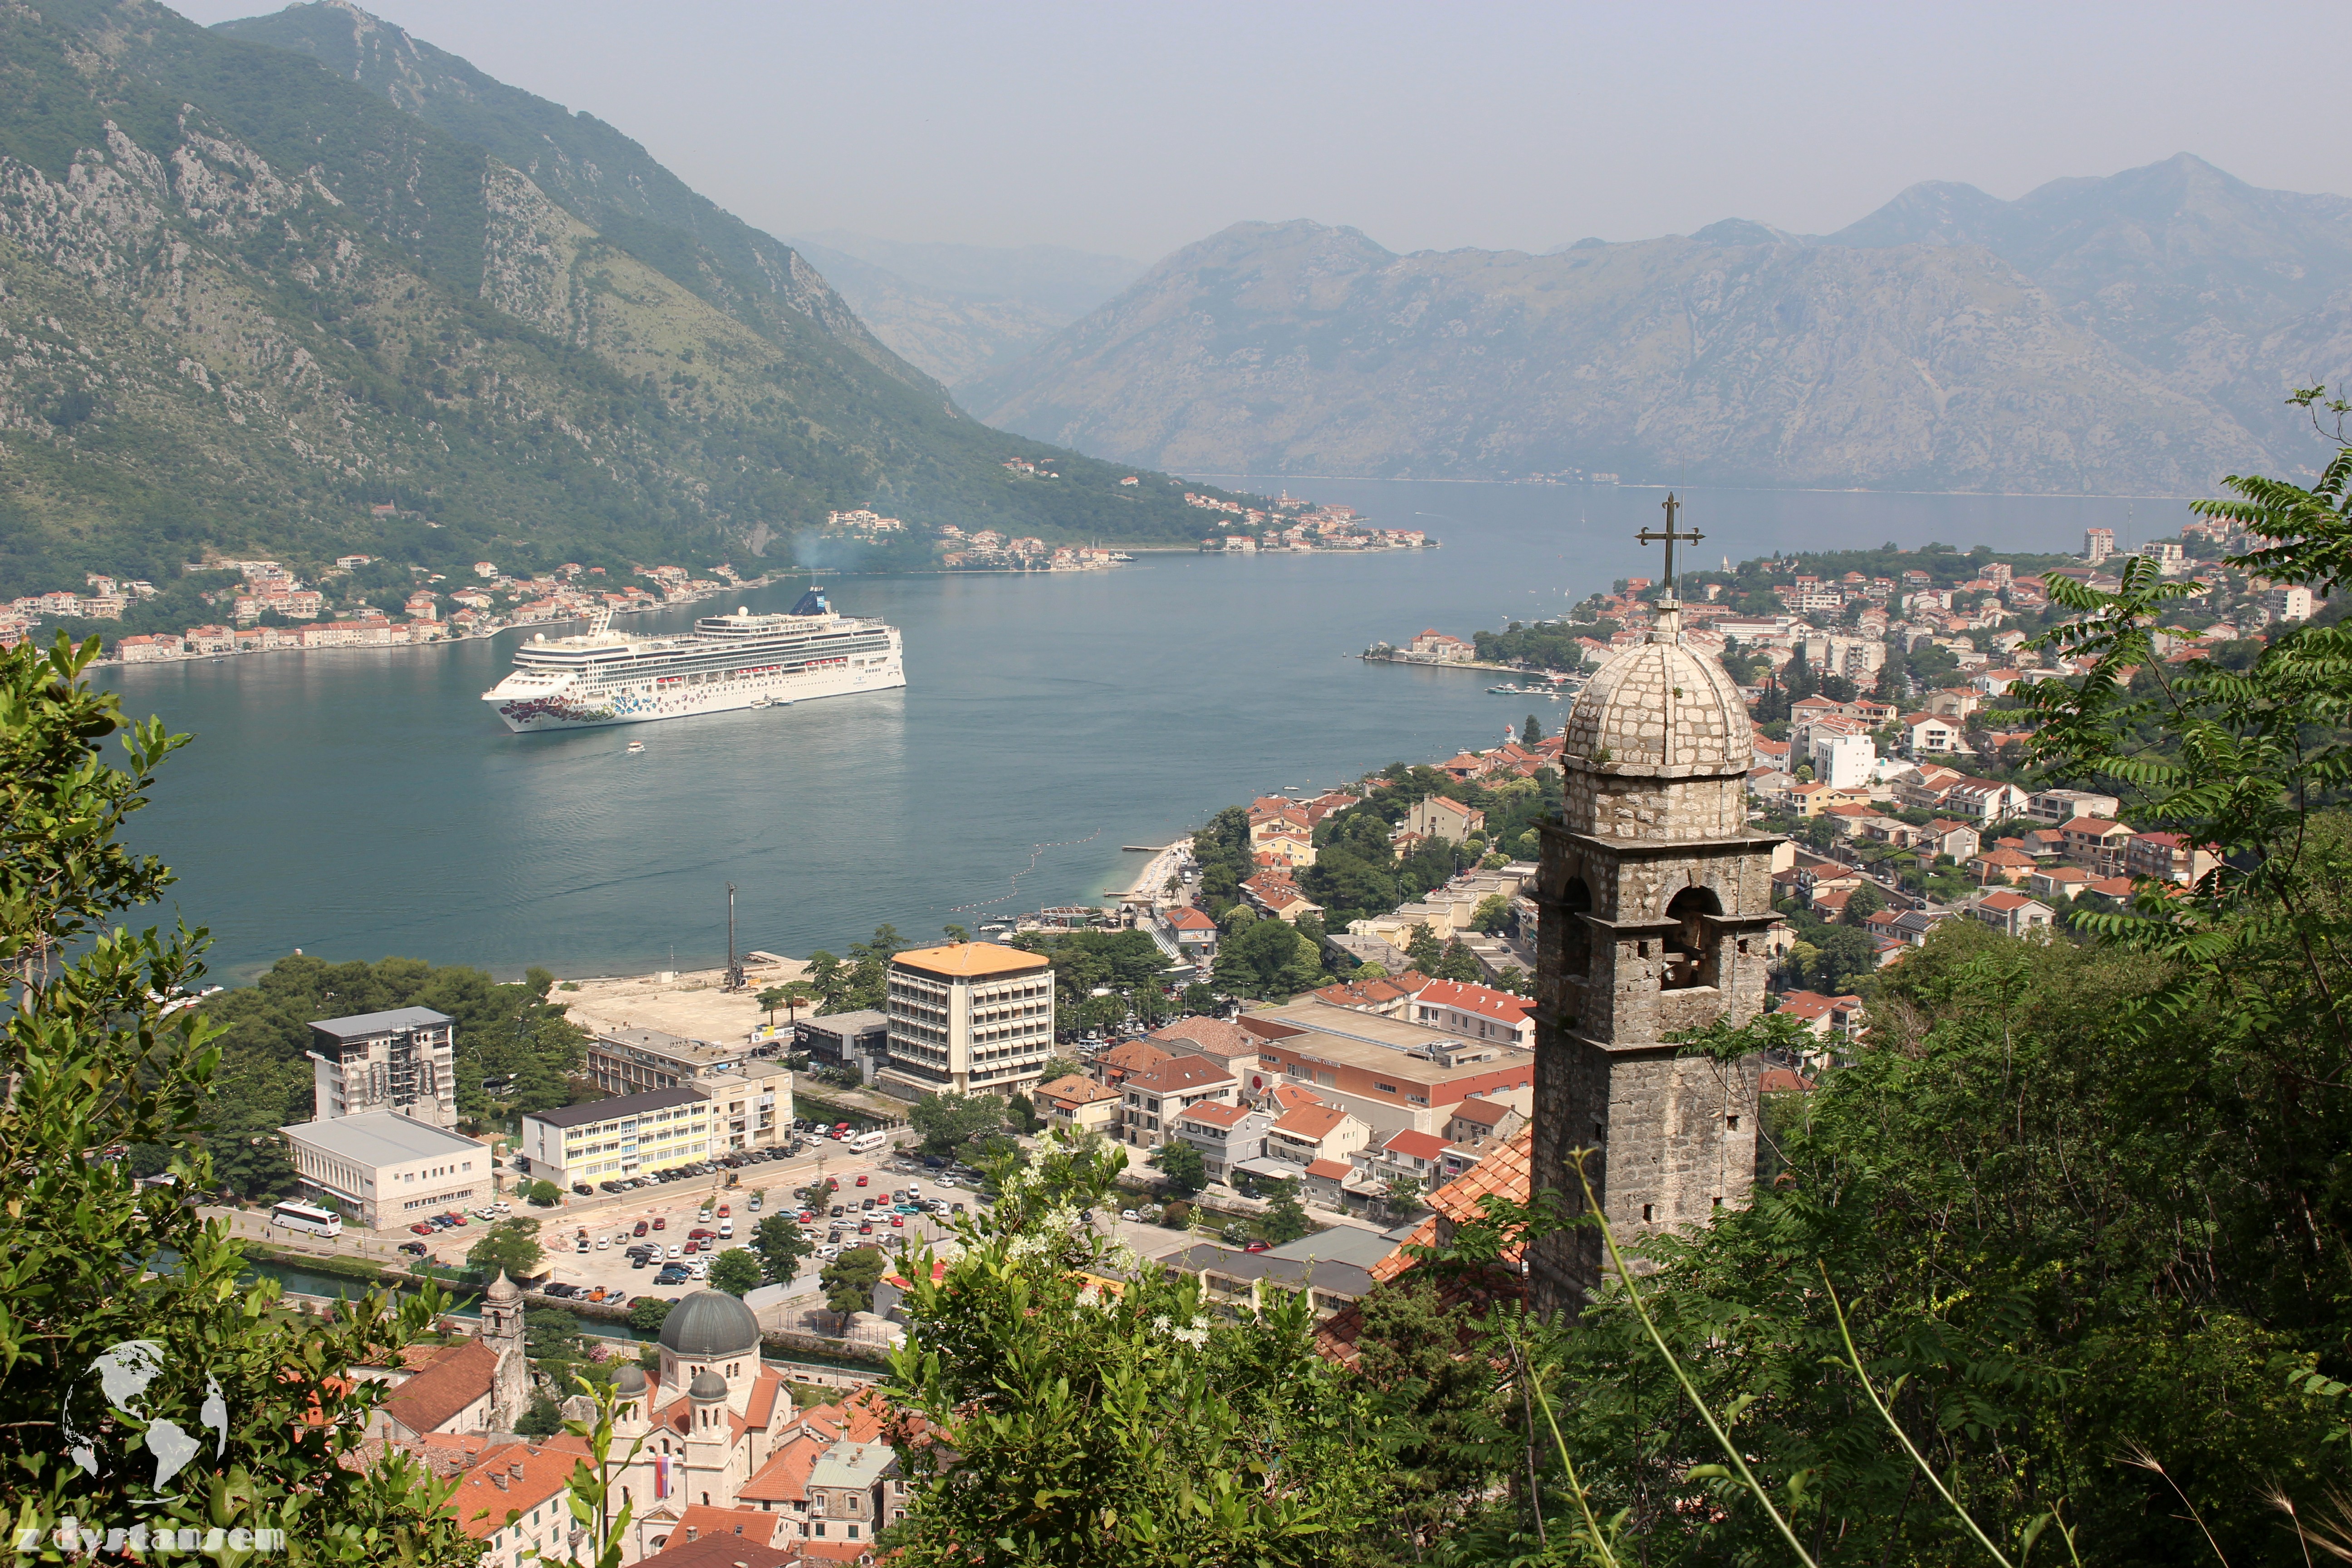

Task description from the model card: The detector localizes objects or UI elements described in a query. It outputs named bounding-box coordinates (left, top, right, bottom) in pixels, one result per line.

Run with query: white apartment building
left=1810, top=733, right=1877, bottom=791
left=2266, top=585, right=2316, bottom=622
left=279, top=1110, right=492, bottom=1229
left=308, top=1007, right=457, bottom=1127
left=519, top=1086, right=712, bottom=1191
left=878, top=941, right=1057, bottom=1097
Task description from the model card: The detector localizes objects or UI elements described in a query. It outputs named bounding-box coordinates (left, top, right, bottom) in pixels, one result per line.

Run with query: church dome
left=658, top=1289, right=762, bottom=1358
left=688, top=1368, right=729, bottom=1402
left=484, top=1269, right=520, bottom=1304
left=612, top=1365, right=647, bottom=1396
left=1564, top=633, right=1752, bottom=779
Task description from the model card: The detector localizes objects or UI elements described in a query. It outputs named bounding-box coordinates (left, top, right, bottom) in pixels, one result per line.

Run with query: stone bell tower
left=1529, top=497, right=1781, bottom=1317
left=482, top=1269, right=529, bottom=1431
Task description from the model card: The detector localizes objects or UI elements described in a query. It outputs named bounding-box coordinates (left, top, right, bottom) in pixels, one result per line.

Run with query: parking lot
left=399, top=1141, right=992, bottom=1308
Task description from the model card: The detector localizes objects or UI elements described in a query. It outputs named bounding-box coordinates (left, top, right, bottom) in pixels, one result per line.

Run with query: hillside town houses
left=3, top=549, right=753, bottom=662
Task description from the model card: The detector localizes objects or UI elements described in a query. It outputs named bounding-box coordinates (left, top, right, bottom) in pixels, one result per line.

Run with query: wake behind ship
left=483, top=588, right=905, bottom=732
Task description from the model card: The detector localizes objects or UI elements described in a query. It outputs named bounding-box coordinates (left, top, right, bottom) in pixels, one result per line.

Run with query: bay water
left=108, top=480, right=2170, bottom=981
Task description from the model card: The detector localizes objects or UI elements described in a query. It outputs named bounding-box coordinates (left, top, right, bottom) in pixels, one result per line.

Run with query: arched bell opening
left=1662, top=885, right=1723, bottom=990
left=1557, top=876, right=1594, bottom=980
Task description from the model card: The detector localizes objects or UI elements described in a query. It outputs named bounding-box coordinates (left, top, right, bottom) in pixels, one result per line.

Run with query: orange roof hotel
left=877, top=941, right=1057, bottom=1098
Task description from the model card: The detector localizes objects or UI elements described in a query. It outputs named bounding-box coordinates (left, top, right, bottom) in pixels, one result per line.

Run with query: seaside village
left=820, top=483, right=1432, bottom=567
left=266, top=517, right=2330, bottom=1567
left=0, top=555, right=751, bottom=663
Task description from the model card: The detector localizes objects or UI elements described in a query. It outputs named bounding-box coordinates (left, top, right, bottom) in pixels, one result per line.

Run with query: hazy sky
left=172, top=0, right=2352, bottom=265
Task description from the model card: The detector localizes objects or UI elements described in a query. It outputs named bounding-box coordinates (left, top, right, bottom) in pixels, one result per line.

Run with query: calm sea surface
left=108, top=481, right=2177, bottom=980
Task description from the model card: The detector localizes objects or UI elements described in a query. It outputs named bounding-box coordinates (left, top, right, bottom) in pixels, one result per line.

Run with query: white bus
left=270, top=1200, right=343, bottom=1239
left=846, top=1129, right=889, bottom=1156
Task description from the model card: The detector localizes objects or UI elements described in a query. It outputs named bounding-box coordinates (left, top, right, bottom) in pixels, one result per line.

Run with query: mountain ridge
left=0, top=0, right=1251, bottom=597
left=963, top=154, right=2352, bottom=493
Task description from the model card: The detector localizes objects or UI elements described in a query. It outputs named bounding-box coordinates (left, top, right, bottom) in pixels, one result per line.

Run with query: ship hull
left=492, top=657, right=905, bottom=732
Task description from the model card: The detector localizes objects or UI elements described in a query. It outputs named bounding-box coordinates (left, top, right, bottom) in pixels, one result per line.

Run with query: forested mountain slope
left=0, top=0, right=1225, bottom=597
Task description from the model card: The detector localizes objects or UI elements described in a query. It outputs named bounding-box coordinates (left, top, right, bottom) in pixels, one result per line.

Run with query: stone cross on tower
left=1635, top=492, right=1704, bottom=613
left=1529, top=500, right=1781, bottom=1317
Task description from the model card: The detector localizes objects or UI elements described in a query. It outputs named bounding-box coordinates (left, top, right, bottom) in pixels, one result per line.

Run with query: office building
left=279, top=1110, right=491, bottom=1229
left=877, top=941, right=1056, bottom=1097
left=519, top=1087, right=712, bottom=1190
left=308, top=1007, right=456, bottom=1127
left=794, top=1009, right=889, bottom=1083
left=584, top=1027, right=754, bottom=1095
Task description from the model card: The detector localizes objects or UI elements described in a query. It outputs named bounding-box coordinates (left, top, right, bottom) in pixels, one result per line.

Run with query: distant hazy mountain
left=784, top=233, right=1144, bottom=389
left=965, top=156, right=2352, bottom=494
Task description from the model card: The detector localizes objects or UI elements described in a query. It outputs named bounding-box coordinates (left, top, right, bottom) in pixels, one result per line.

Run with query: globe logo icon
left=62, top=1341, right=228, bottom=1504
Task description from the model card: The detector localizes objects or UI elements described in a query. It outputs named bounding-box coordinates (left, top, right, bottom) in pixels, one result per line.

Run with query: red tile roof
left=1176, top=1101, right=1251, bottom=1128
left=1272, top=1104, right=1349, bottom=1140
left=1304, top=1158, right=1354, bottom=1179
left=380, top=1338, right=498, bottom=1438
left=1411, top=979, right=1530, bottom=1024
left=1378, top=1128, right=1452, bottom=1161
left=448, top=1437, right=590, bottom=1539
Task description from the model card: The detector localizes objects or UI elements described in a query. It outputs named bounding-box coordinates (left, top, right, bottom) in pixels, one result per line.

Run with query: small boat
left=749, top=697, right=772, bottom=709
left=625, top=740, right=645, bottom=755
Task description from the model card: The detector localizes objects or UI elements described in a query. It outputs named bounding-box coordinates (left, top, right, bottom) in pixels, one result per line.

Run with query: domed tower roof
left=688, top=1368, right=729, bottom=1402
left=657, top=1290, right=762, bottom=1359
left=1563, top=619, right=1752, bottom=779
left=612, top=1365, right=647, bottom=1396
left=484, top=1269, right=520, bottom=1304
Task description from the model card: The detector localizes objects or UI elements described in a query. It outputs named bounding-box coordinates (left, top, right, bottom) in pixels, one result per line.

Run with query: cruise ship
left=483, top=588, right=905, bottom=732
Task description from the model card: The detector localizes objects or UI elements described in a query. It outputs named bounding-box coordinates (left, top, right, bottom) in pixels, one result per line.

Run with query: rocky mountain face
left=965, top=157, right=2352, bottom=493
left=0, top=0, right=1194, bottom=595
left=211, top=0, right=910, bottom=383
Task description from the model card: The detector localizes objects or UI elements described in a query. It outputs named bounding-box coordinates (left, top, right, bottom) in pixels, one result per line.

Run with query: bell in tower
left=1529, top=496, right=1782, bottom=1317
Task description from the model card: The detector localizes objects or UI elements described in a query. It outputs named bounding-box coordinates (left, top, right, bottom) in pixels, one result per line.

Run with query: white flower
left=1150, top=1313, right=1171, bottom=1335
left=1171, top=1325, right=1208, bottom=1348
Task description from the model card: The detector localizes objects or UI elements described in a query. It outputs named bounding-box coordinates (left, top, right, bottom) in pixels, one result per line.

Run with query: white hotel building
left=876, top=941, right=1057, bottom=1098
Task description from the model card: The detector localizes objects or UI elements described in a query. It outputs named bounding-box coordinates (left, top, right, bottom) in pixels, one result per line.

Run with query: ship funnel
left=789, top=588, right=830, bottom=617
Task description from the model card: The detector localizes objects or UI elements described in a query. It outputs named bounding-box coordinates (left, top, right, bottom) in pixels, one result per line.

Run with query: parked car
left=688, top=1227, right=715, bottom=1240
left=1244, top=1240, right=1272, bottom=1254
left=718, top=1221, right=733, bottom=1238
left=951, top=1203, right=966, bottom=1215
left=717, top=1204, right=730, bottom=1216
left=595, top=1237, right=608, bottom=1250
left=890, top=1215, right=904, bottom=1228
left=574, top=1237, right=588, bottom=1253
left=572, top=1183, right=592, bottom=1196
left=858, top=1221, right=875, bottom=1235
left=397, top=1241, right=428, bottom=1256
left=747, top=1196, right=762, bottom=1212
left=409, top=1224, right=435, bottom=1236
left=1121, top=1210, right=1139, bottom=1223
left=652, top=1217, right=666, bottom=1230
left=633, top=1220, right=649, bottom=1236
left=855, top=1175, right=868, bottom=1187
left=654, top=1268, right=688, bottom=1285
left=542, top=1283, right=576, bottom=1299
